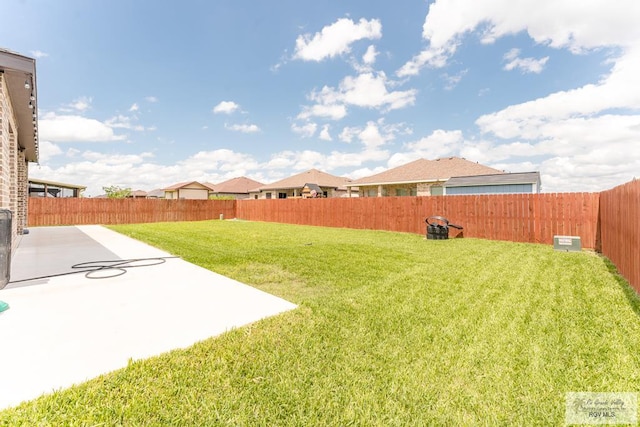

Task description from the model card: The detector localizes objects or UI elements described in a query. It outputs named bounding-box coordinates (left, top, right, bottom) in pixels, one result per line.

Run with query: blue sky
left=2, top=0, right=639, bottom=196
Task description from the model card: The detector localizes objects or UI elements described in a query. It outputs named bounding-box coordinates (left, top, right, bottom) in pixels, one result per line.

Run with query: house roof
left=303, top=183, right=323, bottom=193
left=130, top=190, right=148, bottom=197
left=347, top=157, right=503, bottom=186
left=28, top=178, right=86, bottom=190
left=0, top=48, right=38, bottom=162
left=257, top=169, right=352, bottom=191
left=163, top=181, right=216, bottom=191
left=213, top=176, right=264, bottom=194
left=146, top=188, right=165, bottom=198
left=445, top=171, right=541, bottom=187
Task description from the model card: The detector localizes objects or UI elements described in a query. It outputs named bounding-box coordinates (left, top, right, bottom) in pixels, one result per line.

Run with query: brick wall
left=0, top=73, right=27, bottom=249
left=17, top=148, right=27, bottom=235
left=357, top=182, right=441, bottom=197
left=0, top=74, right=7, bottom=209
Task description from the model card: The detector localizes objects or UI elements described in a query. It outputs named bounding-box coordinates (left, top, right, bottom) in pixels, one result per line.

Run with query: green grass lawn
left=2, top=220, right=640, bottom=426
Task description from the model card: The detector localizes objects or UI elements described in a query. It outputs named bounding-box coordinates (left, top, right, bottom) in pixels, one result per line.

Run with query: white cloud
left=399, top=0, right=640, bottom=77
left=225, top=123, right=260, bottom=133
left=32, top=148, right=265, bottom=197
left=459, top=140, right=537, bottom=164
left=319, top=124, right=332, bottom=141
left=476, top=49, right=640, bottom=139
left=339, top=126, right=359, bottom=143
left=64, top=96, right=92, bottom=112
left=66, top=148, right=81, bottom=158
left=399, top=129, right=465, bottom=163
left=180, top=149, right=260, bottom=173
left=30, top=156, right=169, bottom=197
left=145, top=96, right=158, bottom=103
left=293, top=17, right=382, bottom=61
left=362, top=45, right=378, bottom=65
left=300, top=72, right=416, bottom=120
left=129, top=103, right=139, bottom=112
left=396, top=45, right=455, bottom=77
left=297, top=103, right=347, bottom=121
left=262, top=121, right=406, bottom=172
left=39, top=112, right=127, bottom=142
left=265, top=152, right=296, bottom=169
left=349, top=166, right=387, bottom=179
left=266, top=150, right=325, bottom=171
left=422, top=0, right=640, bottom=52
left=82, top=151, right=154, bottom=164
left=339, top=120, right=406, bottom=149
left=358, top=121, right=387, bottom=149
left=291, top=122, right=317, bottom=138
left=37, top=140, right=63, bottom=163
left=327, top=149, right=388, bottom=168
left=265, top=147, right=387, bottom=173
left=30, top=50, right=49, bottom=58
left=503, top=48, right=549, bottom=74
left=213, top=101, right=240, bottom=114
left=105, top=114, right=145, bottom=131
left=443, top=69, right=468, bottom=90
left=340, top=72, right=416, bottom=110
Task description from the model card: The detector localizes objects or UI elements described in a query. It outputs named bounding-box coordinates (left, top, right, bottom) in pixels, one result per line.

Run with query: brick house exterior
left=0, top=49, right=38, bottom=250
left=208, top=176, right=263, bottom=200
left=346, top=157, right=505, bottom=197
left=163, top=181, right=216, bottom=200
left=249, top=169, right=352, bottom=199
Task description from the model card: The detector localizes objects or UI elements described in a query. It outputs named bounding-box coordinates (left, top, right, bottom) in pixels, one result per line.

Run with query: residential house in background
left=146, top=189, right=165, bottom=199
left=444, top=171, right=541, bottom=195
left=163, top=181, right=215, bottom=200
left=28, top=178, right=85, bottom=198
left=250, top=169, right=352, bottom=199
left=0, top=49, right=39, bottom=248
left=209, top=176, right=263, bottom=199
left=346, top=157, right=506, bottom=197
left=129, top=190, right=148, bottom=198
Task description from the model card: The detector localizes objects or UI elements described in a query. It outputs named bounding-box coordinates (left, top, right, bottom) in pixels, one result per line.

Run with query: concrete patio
left=0, top=225, right=297, bottom=411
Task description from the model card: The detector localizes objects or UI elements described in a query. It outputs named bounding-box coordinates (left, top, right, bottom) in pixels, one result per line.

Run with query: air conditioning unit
left=553, top=235, right=581, bottom=252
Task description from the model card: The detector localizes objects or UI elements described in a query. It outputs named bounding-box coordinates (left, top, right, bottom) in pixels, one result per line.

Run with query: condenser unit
left=553, top=235, right=581, bottom=252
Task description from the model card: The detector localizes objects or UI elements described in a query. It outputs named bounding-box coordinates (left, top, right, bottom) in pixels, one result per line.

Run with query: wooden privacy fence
left=26, top=185, right=638, bottom=293
left=29, top=193, right=600, bottom=246
left=28, top=198, right=235, bottom=226
left=236, top=193, right=600, bottom=248
left=598, top=179, right=640, bottom=295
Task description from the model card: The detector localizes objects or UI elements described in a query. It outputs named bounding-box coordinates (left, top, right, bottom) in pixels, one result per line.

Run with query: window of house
left=396, top=188, right=408, bottom=196
left=366, top=189, right=377, bottom=197
left=430, top=186, right=443, bottom=196
left=278, top=192, right=287, bottom=199
left=266, top=193, right=272, bottom=199
left=410, top=187, right=417, bottom=196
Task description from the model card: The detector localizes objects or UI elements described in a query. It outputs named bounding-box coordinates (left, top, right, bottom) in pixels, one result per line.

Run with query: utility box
left=0, top=210, right=11, bottom=289
left=553, top=235, right=581, bottom=252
